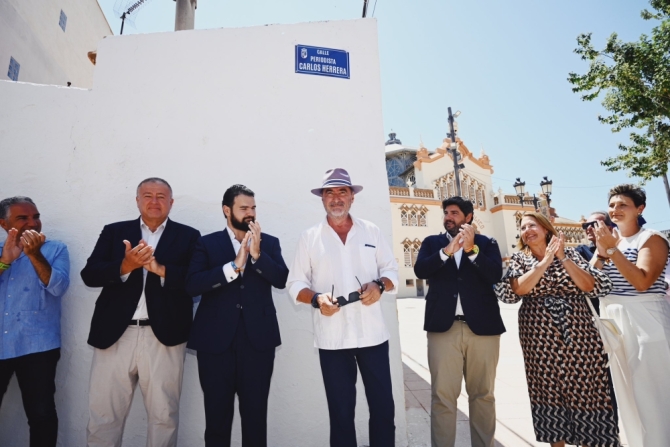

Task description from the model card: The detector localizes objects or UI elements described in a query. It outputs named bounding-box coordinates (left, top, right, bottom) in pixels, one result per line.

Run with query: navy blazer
left=81, top=218, right=201, bottom=349
left=186, top=229, right=288, bottom=353
left=414, top=233, right=505, bottom=336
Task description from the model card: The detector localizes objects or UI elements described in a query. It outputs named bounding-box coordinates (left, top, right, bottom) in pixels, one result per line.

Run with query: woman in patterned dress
left=495, top=212, right=619, bottom=447
left=591, top=184, right=670, bottom=446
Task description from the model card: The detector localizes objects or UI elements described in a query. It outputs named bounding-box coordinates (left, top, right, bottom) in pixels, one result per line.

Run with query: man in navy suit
left=81, top=177, right=200, bottom=447
left=414, top=196, right=504, bottom=447
left=186, top=184, right=288, bottom=447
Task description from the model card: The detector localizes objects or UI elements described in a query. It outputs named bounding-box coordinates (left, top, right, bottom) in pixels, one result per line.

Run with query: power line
left=372, top=0, right=379, bottom=17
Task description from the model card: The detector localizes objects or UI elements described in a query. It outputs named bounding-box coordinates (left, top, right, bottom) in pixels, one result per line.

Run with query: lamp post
left=513, top=177, right=548, bottom=212
left=447, top=107, right=464, bottom=197
left=540, top=176, right=553, bottom=208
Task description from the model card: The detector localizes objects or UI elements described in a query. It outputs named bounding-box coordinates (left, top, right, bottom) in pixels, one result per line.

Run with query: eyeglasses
left=581, top=221, right=597, bottom=230
left=333, top=276, right=363, bottom=307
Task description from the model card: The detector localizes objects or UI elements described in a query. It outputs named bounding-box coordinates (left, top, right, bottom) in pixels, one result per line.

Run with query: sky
left=98, top=0, right=669, bottom=229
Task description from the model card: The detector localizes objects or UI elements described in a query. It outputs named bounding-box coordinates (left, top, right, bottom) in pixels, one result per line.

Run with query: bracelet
left=311, top=293, right=321, bottom=308
left=0, top=262, right=10, bottom=271
left=372, top=279, right=386, bottom=294
left=442, top=248, right=452, bottom=257
left=560, top=257, right=569, bottom=263
left=231, top=260, right=242, bottom=273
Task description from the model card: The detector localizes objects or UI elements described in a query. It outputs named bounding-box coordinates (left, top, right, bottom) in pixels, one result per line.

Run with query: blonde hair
left=517, top=212, right=558, bottom=250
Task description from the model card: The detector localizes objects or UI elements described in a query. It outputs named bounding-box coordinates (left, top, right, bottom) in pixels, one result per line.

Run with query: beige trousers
left=427, top=321, right=500, bottom=447
left=87, top=325, right=187, bottom=447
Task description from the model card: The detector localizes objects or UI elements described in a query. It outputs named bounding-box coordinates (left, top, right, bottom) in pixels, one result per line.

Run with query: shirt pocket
left=358, top=244, right=378, bottom=280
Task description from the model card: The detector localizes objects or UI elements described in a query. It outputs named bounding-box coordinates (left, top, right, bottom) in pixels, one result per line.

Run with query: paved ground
left=398, top=297, right=628, bottom=447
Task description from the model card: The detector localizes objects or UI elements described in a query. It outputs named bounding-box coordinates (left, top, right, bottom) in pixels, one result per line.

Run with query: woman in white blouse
left=592, top=184, right=670, bottom=446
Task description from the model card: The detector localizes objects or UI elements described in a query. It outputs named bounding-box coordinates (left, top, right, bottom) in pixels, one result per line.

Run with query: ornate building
left=386, top=132, right=587, bottom=298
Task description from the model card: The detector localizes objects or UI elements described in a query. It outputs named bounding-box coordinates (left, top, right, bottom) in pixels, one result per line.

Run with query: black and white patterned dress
left=495, top=246, right=620, bottom=446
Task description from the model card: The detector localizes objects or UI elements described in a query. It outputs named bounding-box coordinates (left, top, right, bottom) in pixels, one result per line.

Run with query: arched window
left=400, top=209, right=408, bottom=226
left=418, top=208, right=427, bottom=226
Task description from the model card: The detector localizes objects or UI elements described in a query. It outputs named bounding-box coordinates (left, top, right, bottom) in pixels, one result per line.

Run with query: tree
left=568, top=0, right=670, bottom=207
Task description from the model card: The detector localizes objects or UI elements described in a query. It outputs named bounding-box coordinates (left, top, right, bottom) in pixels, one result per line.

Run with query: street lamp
left=447, top=107, right=465, bottom=196
left=540, top=176, right=553, bottom=208
left=513, top=177, right=543, bottom=211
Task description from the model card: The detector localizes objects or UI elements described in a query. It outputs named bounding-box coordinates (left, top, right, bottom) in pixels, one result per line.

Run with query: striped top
left=603, top=228, right=669, bottom=296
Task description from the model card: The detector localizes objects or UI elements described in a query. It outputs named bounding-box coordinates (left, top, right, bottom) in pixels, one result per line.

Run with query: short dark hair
left=222, top=184, right=255, bottom=208
left=137, top=177, right=172, bottom=196
left=608, top=184, right=646, bottom=207
left=442, top=196, right=474, bottom=224
left=590, top=211, right=614, bottom=228
left=0, top=196, right=36, bottom=220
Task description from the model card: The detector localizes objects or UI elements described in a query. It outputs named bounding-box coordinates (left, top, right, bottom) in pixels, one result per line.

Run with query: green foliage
left=568, top=0, right=670, bottom=182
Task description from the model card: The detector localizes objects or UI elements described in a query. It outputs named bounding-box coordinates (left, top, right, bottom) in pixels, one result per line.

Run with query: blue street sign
left=295, top=45, right=350, bottom=79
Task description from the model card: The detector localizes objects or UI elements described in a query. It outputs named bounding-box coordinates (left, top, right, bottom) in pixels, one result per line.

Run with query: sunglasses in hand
left=334, top=276, right=363, bottom=307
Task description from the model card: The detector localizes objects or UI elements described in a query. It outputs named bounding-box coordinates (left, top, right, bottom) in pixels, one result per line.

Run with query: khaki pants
left=427, top=321, right=500, bottom=447
left=87, top=325, right=187, bottom=447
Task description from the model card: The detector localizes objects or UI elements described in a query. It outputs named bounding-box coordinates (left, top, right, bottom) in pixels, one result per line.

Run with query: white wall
left=0, top=0, right=111, bottom=88
left=0, top=19, right=408, bottom=446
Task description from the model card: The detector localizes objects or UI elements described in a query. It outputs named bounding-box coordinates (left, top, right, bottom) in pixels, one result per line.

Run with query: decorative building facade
left=386, top=132, right=588, bottom=298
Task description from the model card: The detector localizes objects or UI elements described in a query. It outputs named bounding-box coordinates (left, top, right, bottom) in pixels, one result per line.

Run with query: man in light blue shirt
left=0, top=196, right=70, bottom=447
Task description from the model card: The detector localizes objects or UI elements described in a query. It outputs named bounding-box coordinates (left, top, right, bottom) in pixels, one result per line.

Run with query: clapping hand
left=121, top=239, right=154, bottom=274
left=248, top=221, right=262, bottom=260
left=594, top=221, right=619, bottom=257
left=458, top=224, right=476, bottom=252
left=1, top=228, right=23, bottom=264
left=21, top=230, right=47, bottom=257
left=234, top=231, right=251, bottom=271
left=443, top=233, right=464, bottom=256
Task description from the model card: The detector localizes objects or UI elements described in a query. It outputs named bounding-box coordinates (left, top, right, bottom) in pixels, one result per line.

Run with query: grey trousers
left=427, top=321, right=500, bottom=447
left=87, top=325, right=187, bottom=447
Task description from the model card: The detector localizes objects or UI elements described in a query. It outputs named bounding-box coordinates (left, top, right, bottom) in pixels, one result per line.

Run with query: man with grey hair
left=576, top=211, right=614, bottom=263
left=81, top=178, right=200, bottom=447
left=0, top=196, right=70, bottom=447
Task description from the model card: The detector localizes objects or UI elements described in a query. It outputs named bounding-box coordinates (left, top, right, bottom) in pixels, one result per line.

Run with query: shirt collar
left=140, top=218, right=168, bottom=234
left=226, top=225, right=243, bottom=244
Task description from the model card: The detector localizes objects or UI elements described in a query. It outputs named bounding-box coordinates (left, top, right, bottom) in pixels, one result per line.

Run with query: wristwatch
left=606, top=247, right=619, bottom=257
left=372, top=279, right=386, bottom=294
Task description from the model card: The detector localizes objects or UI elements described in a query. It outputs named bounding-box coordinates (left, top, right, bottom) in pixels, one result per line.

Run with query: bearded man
left=186, top=184, right=288, bottom=447
left=414, top=196, right=504, bottom=447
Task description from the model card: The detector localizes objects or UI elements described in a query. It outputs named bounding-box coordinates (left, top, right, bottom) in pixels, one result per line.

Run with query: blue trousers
left=319, top=341, right=395, bottom=447
left=0, top=348, right=60, bottom=447
left=197, top=317, right=275, bottom=447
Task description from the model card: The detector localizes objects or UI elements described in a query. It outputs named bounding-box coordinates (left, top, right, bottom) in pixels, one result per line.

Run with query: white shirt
left=222, top=226, right=256, bottom=282
left=287, top=216, right=399, bottom=350
left=120, top=218, right=167, bottom=320
left=438, top=232, right=478, bottom=316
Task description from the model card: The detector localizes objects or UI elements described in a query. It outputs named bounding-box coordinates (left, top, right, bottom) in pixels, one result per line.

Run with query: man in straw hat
left=287, top=168, right=399, bottom=447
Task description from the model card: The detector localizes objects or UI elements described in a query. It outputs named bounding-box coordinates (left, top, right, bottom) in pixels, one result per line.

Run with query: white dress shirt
left=120, top=218, right=167, bottom=320
left=439, top=232, right=478, bottom=316
left=287, top=216, right=399, bottom=350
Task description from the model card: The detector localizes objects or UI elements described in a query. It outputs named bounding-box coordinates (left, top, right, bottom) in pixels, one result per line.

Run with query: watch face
left=606, top=247, right=617, bottom=255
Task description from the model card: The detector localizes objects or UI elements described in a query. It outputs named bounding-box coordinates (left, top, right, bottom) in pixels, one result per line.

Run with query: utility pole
left=175, top=0, right=196, bottom=31
left=362, top=0, right=369, bottom=18
left=447, top=107, right=463, bottom=197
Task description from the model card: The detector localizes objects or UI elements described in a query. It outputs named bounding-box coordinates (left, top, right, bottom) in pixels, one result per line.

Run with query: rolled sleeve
left=287, top=234, right=312, bottom=304
left=42, top=243, right=70, bottom=297
left=376, top=231, right=399, bottom=295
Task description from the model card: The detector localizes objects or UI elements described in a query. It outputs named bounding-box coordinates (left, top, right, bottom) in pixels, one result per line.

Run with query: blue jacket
left=414, top=233, right=505, bottom=336
left=186, top=230, right=288, bottom=353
